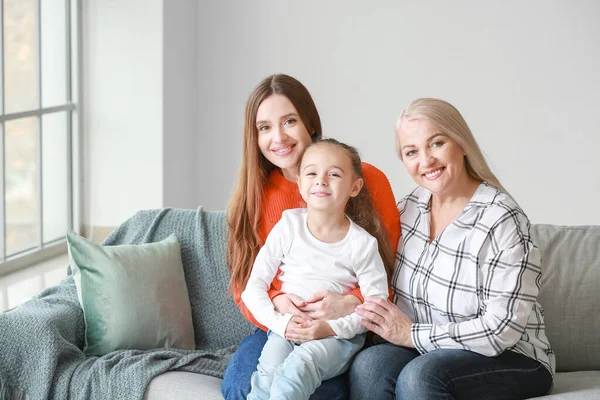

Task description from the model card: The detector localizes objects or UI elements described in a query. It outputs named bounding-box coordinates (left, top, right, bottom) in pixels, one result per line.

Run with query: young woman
left=222, top=74, right=400, bottom=400
left=243, top=139, right=391, bottom=400
left=350, top=98, right=554, bottom=399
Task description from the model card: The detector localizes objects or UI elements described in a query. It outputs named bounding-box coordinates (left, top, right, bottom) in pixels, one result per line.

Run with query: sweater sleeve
left=362, top=163, right=401, bottom=254
left=233, top=288, right=268, bottom=331
left=241, top=215, right=294, bottom=338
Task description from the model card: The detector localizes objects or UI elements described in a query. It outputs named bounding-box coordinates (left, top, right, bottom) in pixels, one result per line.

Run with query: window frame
left=0, top=0, right=81, bottom=277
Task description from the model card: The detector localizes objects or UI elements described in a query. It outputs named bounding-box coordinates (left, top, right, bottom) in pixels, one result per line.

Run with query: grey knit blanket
left=0, top=208, right=254, bottom=400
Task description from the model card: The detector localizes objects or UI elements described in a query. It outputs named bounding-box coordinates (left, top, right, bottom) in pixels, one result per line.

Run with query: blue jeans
left=349, top=343, right=553, bottom=400
left=248, top=331, right=365, bottom=400
left=222, top=328, right=351, bottom=400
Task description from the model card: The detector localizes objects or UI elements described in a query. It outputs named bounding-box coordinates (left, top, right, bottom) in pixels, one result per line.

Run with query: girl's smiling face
left=297, top=143, right=363, bottom=213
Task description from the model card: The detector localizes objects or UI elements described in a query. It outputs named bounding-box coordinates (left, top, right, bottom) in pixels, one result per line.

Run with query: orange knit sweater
left=234, top=162, right=401, bottom=331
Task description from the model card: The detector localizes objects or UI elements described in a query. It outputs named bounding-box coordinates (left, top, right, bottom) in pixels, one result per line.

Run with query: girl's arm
left=240, top=217, right=294, bottom=338
left=326, top=243, right=390, bottom=339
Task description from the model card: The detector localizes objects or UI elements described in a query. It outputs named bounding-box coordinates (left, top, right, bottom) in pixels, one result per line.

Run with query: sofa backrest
left=107, top=209, right=599, bottom=371
left=531, top=224, right=600, bottom=372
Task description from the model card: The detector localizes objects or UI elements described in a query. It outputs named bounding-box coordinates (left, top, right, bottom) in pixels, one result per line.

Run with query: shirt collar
left=416, top=182, right=500, bottom=215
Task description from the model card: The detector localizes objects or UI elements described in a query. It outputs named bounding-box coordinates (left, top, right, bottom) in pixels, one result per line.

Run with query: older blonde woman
left=350, top=98, right=555, bottom=400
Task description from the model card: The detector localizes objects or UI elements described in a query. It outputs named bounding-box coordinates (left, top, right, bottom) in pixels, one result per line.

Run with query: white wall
left=83, top=1, right=600, bottom=227
left=83, top=0, right=163, bottom=227
left=84, top=1, right=200, bottom=228
left=163, top=1, right=199, bottom=209
left=195, top=1, right=600, bottom=226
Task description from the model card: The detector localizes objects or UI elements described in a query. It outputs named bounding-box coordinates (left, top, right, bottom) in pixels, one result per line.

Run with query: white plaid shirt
left=394, top=182, right=555, bottom=375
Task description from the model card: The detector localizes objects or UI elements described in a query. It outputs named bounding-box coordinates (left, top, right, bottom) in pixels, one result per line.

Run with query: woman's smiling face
left=397, top=117, right=468, bottom=197
left=256, top=94, right=313, bottom=181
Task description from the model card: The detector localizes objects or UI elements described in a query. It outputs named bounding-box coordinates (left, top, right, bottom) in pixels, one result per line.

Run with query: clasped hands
left=275, top=292, right=414, bottom=347
left=275, top=291, right=353, bottom=342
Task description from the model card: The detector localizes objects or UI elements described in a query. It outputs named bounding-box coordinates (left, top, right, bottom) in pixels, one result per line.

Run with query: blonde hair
left=226, top=74, right=322, bottom=293
left=300, top=139, right=395, bottom=280
left=396, top=98, right=506, bottom=193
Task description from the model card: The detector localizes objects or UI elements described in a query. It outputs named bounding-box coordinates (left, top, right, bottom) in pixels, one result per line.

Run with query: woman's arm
left=356, top=296, right=414, bottom=348
left=297, top=291, right=361, bottom=320
left=410, top=231, right=541, bottom=356
left=357, top=209, right=542, bottom=357
left=232, top=289, right=268, bottom=331
left=360, top=214, right=542, bottom=356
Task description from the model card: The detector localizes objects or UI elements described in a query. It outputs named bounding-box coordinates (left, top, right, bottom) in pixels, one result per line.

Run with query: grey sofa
left=1, top=209, right=598, bottom=399
left=143, top=219, right=600, bottom=399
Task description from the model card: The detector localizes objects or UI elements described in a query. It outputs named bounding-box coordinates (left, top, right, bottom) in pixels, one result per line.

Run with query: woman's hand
left=355, top=296, right=415, bottom=348
left=299, top=291, right=361, bottom=320
left=285, top=318, right=335, bottom=343
left=272, top=293, right=312, bottom=319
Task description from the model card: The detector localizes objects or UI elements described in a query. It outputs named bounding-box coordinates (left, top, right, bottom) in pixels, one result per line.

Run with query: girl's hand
left=299, top=291, right=361, bottom=320
left=285, top=319, right=335, bottom=343
left=355, top=296, right=414, bottom=348
left=273, top=293, right=312, bottom=319
left=284, top=315, right=310, bottom=338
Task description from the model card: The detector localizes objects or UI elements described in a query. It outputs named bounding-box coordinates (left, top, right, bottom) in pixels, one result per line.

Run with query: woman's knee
left=349, top=346, right=381, bottom=383
left=222, top=329, right=267, bottom=400
left=349, top=344, right=404, bottom=400
left=396, top=354, right=448, bottom=399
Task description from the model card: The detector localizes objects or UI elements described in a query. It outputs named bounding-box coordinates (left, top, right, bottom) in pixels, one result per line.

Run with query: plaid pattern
left=394, top=182, right=555, bottom=375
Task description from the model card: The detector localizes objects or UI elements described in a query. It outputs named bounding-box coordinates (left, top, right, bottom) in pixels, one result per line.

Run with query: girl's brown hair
left=227, top=74, right=322, bottom=293
left=301, top=138, right=395, bottom=279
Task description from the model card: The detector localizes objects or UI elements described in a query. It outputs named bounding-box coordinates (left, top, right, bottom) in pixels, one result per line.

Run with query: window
left=0, top=0, right=80, bottom=276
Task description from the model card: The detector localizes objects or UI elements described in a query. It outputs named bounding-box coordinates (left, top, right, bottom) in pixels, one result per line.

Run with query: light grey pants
left=247, top=331, right=365, bottom=400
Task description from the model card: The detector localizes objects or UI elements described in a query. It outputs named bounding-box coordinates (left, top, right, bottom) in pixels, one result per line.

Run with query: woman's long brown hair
left=302, top=139, right=395, bottom=279
left=227, top=74, right=322, bottom=293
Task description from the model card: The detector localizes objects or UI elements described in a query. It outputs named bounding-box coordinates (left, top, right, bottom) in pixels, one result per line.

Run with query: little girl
left=241, top=139, right=392, bottom=400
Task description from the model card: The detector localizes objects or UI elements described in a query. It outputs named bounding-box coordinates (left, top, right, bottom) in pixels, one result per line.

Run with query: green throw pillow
left=66, top=231, right=196, bottom=357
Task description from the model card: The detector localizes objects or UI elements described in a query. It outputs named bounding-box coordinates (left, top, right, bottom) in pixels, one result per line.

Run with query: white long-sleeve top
left=241, top=208, right=389, bottom=339
left=394, top=183, right=555, bottom=375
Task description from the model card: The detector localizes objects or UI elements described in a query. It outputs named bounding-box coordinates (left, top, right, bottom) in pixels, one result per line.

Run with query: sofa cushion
left=67, top=231, right=196, bottom=356
left=531, top=224, right=600, bottom=372
left=529, top=371, right=600, bottom=399
left=143, top=371, right=223, bottom=400
left=100, top=208, right=255, bottom=352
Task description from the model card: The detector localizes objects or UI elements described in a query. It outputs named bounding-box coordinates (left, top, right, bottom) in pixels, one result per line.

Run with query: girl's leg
left=221, top=328, right=350, bottom=400
left=248, top=332, right=295, bottom=400
left=222, top=328, right=267, bottom=400
left=396, top=349, right=553, bottom=400
left=349, top=343, right=419, bottom=400
left=270, top=334, right=365, bottom=400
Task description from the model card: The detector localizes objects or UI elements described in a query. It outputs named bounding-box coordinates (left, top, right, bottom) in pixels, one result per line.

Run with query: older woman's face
left=397, top=118, right=467, bottom=197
